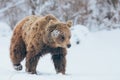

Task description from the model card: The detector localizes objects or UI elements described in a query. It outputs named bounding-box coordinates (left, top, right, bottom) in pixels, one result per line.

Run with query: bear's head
left=44, top=20, right=72, bottom=48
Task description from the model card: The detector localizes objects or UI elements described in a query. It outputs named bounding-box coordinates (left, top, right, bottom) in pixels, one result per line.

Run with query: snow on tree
left=0, top=0, right=120, bottom=31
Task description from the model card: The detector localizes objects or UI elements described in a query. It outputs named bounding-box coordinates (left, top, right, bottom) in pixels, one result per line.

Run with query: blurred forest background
left=0, top=0, right=120, bottom=31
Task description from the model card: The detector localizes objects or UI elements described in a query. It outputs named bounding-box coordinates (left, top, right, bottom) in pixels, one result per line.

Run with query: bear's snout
left=67, top=44, right=71, bottom=48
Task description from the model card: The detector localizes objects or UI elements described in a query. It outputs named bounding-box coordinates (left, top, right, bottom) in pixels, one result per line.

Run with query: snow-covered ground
left=0, top=22, right=120, bottom=80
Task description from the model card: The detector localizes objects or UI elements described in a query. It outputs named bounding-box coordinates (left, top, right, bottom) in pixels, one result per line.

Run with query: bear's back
left=21, top=15, right=41, bottom=44
left=22, top=15, right=41, bottom=32
left=22, top=15, right=58, bottom=47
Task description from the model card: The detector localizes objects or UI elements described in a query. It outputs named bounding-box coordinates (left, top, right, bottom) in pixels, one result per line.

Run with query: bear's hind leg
left=25, top=48, right=40, bottom=74
left=10, top=38, right=26, bottom=71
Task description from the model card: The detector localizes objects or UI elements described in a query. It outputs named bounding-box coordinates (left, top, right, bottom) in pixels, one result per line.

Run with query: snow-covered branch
left=0, top=0, right=24, bottom=13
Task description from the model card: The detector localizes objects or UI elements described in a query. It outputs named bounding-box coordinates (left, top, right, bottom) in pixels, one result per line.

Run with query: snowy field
left=0, top=22, right=120, bottom=80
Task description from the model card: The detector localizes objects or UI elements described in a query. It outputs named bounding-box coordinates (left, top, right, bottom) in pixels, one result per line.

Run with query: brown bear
left=10, top=14, right=72, bottom=74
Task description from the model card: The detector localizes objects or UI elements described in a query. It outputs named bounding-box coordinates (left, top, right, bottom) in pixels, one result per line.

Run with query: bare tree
left=26, top=0, right=41, bottom=15
left=0, top=0, right=28, bottom=30
left=0, top=0, right=120, bottom=31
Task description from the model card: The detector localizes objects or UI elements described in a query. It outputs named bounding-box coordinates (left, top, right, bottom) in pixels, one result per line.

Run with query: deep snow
left=0, top=22, right=120, bottom=80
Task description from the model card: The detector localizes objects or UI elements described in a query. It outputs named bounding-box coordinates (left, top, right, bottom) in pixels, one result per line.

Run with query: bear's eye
left=60, top=35, right=65, bottom=42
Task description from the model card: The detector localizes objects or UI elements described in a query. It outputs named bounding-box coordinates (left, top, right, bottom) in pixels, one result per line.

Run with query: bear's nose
left=67, top=44, right=71, bottom=48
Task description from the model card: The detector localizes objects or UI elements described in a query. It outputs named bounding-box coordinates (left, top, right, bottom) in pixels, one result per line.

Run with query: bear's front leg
left=26, top=49, right=40, bottom=74
left=52, top=48, right=67, bottom=74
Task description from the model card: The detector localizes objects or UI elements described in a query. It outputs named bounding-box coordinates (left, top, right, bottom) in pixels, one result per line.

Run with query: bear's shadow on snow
left=12, top=70, right=72, bottom=76
left=37, top=71, right=72, bottom=76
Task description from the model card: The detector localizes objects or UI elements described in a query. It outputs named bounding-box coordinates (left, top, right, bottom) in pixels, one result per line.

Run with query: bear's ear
left=67, top=20, right=72, bottom=28
left=45, top=14, right=56, bottom=21
left=49, top=20, right=56, bottom=25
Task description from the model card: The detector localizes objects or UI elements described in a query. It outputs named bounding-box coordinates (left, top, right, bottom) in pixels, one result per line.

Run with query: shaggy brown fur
left=10, top=14, right=72, bottom=74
